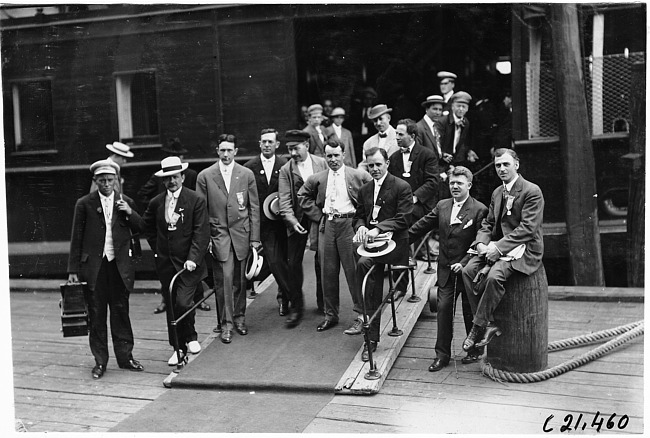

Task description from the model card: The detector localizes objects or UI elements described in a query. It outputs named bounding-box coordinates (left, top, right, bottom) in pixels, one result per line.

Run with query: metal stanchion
left=360, top=265, right=381, bottom=380
left=386, top=266, right=403, bottom=337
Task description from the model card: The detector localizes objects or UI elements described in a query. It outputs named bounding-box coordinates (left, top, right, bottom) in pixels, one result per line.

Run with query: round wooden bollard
left=487, top=264, right=548, bottom=373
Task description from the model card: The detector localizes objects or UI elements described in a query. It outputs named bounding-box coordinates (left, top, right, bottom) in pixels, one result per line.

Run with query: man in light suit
left=353, top=147, right=412, bottom=361
left=142, top=156, right=209, bottom=366
left=298, top=139, right=372, bottom=333
left=359, top=104, right=400, bottom=171
left=327, top=107, right=357, bottom=168
left=244, top=128, right=290, bottom=317
left=302, top=104, right=330, bottom=158
left=461, top=148, right=544, bottom=351
left=196, top=134, right=261, bottom=344
left=278, top=130, right=328, bottom=327
left=409, top=166, right=488, bottom=371
left=68, top=160, right=145, bottom=379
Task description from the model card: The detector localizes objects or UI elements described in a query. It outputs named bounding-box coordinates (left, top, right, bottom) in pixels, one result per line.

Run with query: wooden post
left=549, top=4, right=605, bottom=286
left=488, top=266, right=548, bottom=373
left=626, top=62, right=645, bottom=287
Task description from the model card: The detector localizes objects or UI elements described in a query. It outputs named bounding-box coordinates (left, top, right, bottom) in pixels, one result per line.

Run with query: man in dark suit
left=437, top=71, right=457, bottom=115
left=298, top=139, right=372, bottom=333
left=327, top=107, right=357, bottom=168
left=302, top=104, right=330, bottom=158
left=461, top=148, right=545, bottom=351
left=435, top=91, right=479, bottom=200
left=349, top=86, right=378, bottom=163
left=244, top=128, right=290, bottom=317
left=353, top=147, right=412, bottom=361
left=409, top=166, right=488, bottom=371
left=416, top=95, right=444, bottom=164
left=278, top=130, right=328, bottom=327
left=142, top=156, right=209, bottom=366
left=196, top=134, right=261, bottom=344
left=67, top=160, right=145, bottom=379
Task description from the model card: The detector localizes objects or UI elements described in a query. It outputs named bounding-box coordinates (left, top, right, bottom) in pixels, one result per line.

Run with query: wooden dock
left=10, top=274, right=644, bottom=433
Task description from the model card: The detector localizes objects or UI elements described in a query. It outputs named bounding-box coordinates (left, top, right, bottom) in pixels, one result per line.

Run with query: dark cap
left=285, top=130, right=310, bottom=146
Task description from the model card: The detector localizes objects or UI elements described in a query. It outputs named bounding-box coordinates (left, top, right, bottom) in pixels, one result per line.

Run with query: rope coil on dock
left=481, top=320, right=644, bottom=383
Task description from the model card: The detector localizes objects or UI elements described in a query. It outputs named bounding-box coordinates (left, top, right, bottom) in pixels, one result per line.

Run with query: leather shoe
left=92, top=364, right=105, bottom=379
left=278, top=303, right=288, bottom=316
left=461, top=354, right=480, bottom=364
left=119, top=359, right=144, bottom=371
left=285, top=310, right=302, bottom=328
left=344, top=319, right=363, bottom=335
left=316, top=319, right=338, bottom=332
left=428, top=357, right=449, bottom=372
left=476, top=323, right=502, bottom=348
left=198, top=301, right=211, bottom=311
left=153, top=302, right=166, bottom=314
left=235, top=322, right=248, bottom=336
left=361, top=341, right=377, bottom=362
left=462, top=324, right=485, bottom=352
left=220, top=329, right=232, bottom=344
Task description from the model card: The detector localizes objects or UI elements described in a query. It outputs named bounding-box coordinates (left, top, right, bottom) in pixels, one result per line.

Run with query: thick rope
left=481, top=321, right=644, bottom=383
left=548, top=320, right=643, bottom=351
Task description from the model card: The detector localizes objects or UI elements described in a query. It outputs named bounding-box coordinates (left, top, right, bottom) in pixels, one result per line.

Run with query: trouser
left=160, top=265, right=198, bottom=350
left=88, top=257, right=134, bottom=367
left=285, top=217, right=323, bottom=313
left=319, top=217, right=362, bottom=321
left=261, top=230, right=291, bottom=306
left=462, top=256, right=515, bottom=327
left=211, top=246, right=247, bottom=331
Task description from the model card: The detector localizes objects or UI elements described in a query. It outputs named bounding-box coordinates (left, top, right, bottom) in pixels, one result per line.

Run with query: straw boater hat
left=330, top=107, right=346, bottom=117
left=90, top=159, right=119, bottom=176
left=263, top=192, right=281, bottom=221
left=421, top=95, right=446, bottom=107
left=105, top=141, right=134, bottom=158
left=437, top=71, right=457, bottom=81
left=367, top=104, right=392, bottom=120
left=154, top=156, right=189, bottom=177
left=356, top=233, right=397, bottom=258
left=245, top=247, right=264, bottom=280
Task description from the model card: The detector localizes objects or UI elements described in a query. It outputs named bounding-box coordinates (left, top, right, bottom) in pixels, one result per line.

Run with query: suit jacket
left=353, top=172, right=413, bottom=242
left=137, top=168, right=198, bottom=210
left=361, top=126, right=400, bottom=165
left=196, top=162, right=260, bottom=262
left=416, top=117, right=442, bottom=164
left=67, top=191, right=144, bottom=292
left=303, top=124, right=331, bottom=157
left=387, top=142, right=439, bottom=213
left=473, top=175, right=545, bottom=275
left=297, top=165, right=372, bottom=225
left=435, top=114, right=472, bottom=169
left=278, top=154, right=328, bottom=248
left=410, top=196, right=488, bottom=287
left=327, top=126, right=357, bottom=168
left=244, top=154, right=288, bottom=241
left=142, top=187, right=209, bottom=285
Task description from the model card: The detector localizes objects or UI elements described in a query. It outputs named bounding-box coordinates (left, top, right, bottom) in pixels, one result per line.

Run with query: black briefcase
left=59, top=282, right=89, bottom=337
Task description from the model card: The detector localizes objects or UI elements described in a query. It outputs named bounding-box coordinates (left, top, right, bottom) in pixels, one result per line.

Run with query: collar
left=453, top=194, right=469, bottom=207
left=504, top=174, right=520, bottom=192
left=298, top=154, right=312, bottom=167
left=423, top=114, right=435, bottom=126
left=219, top=161, right=235, bottom=173
left=167, top=187, right=182, bottom=199
left=453, top=114, right=463, bottom=125
left=99, top=191, right=114, bottom=204
left=261, top=154, right=275, bottom=163
left=374, top=172, right=388, bottom=187
left=402, top=141, right=415, bottom=154
left=328, top=167, right=344, bottom=178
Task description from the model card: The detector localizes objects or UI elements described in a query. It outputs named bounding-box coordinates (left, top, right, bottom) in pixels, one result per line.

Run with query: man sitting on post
left=461, top=148, right=544, bottom=351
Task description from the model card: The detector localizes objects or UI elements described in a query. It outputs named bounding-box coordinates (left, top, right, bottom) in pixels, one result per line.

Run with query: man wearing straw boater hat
left=90, top=141, right=134, bottom=193
left=353, top=147, right=412, bottom=362
left=142, top=156, right=209, bottom=366
left=67, top=159, right=145, bottom=379
left=358, top=104, right=400, bottom=171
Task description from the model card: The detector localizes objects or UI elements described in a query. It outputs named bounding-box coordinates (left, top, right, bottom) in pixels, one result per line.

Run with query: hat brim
left=421, top=100, right=445, bottom=107
left=154, top=162, right=189, bottom=177
left=263, top=192, right=281, bottom=220
left=245, top=247, right=261, bottom=280
left=368, top=108, right=392, bottom=120
left=106, top=143, right=134, bottom=158
left=356, top=240, right=397, bottom=258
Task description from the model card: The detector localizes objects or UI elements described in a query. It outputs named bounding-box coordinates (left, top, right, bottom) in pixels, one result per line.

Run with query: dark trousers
left=356, top=239, right=409, bottom=342
left=261, top=229, right=291, bottom=306
left=434, top=272, right=482, bottom=359
left=285, top=217, right=323, bottom=314
left=211, top=246, right=247, bottom=331
left=319, top=217, right=362, bottom=321
left=160, top=265, right=198, bottom=350
left=88, top=257, right=134, bottom=367
left=462, top=256, right=515, bottom=327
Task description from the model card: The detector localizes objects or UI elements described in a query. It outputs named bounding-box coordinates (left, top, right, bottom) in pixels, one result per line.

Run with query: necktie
left=167, top=195, right=177, bottom=222
left=378, top=132, right=387, bottom=138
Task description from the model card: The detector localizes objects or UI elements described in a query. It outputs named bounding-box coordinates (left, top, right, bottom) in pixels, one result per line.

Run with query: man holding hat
left=67, top=159, right=145, bottom=379
left=278, top=130, right=328, bottom=327
left=89, top=141, right=134, bottom=193
left=359, top=104, right=400, bottom=172
left=353, top=147, right=412, bottom=361
left=244, top=128, right=291, bottom=317
left=196, top=134, right=261, bottom=344
left=142, top=156, right=209, bottom=365
left=327, top=107, right=357, bottom=168
left=302, top=104, right=330, bottom=158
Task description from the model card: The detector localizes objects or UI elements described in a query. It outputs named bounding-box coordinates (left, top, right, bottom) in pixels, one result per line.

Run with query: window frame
left=8, top=76, right=57, bottom=155
left=113, top=68, right=161, bottom=149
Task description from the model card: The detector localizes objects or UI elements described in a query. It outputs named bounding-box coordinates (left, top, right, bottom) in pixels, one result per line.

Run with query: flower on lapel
left=97, top=207, right=103, bottom=215
left=505, top=195, right=515, bottom=215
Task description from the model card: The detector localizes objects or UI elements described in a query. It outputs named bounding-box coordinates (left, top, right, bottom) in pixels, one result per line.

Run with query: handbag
left=59, top=282, right=89, bottom=337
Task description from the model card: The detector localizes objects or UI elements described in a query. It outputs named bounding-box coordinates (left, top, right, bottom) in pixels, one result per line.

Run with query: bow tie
left=262, top=158, right=273, bottom=163
left=401, top=149, right=410, bottom=154
left=455, top=118, right=466, bottom=128
left=378, top=132, right=387, bottom=138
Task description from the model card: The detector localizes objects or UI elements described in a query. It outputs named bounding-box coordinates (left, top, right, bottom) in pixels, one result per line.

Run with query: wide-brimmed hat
left=437, top=71, right=457, bottom=81
left=330, top=107, right=346, bottom=117
left=90, top=159, right=119, bottom=176
left=451, top=91, right=472, bottom=105
left=245, top=247, right=264, bottom=280
left=357, top=239, right=397, bottom=258
left=367, top=104, right=392, bottom=120
left=285, top=130, right=310, bottom=146
left=263, top=192, right=281, bottom=220
left=421, top=95, right=445, bottom=107
left=161, top=139, right=188, bottom=155
left=105, top=141, right=134, bottom=158
left=154, top=156, right=189, bottom=177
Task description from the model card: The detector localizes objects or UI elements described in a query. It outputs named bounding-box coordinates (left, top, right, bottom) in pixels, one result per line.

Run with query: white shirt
left=325, top=167, right=354, bottom=214
left=261, top=154, right=275, bottom=184
left=450, top=195, right=468, bottom=225
left=373, top=173, right=388, bottom=205
left=401, top=141, right=414, bottom=171
left=316, top=126, right=324, bottom=144
left=99, top=191, right=115, bottom=261
left=219, top=161, right=235, bottom=193
left=503, top=174, right=519, bottom=194
left=452, top=114, right=464, bottom=153
left=166, top=187, right=182, bottom=223
left=443, top=90, right=454, bottom=103
left=297, top=154, right=314, bottom=181
left=332, top=124, right=342, bottom=139
left=423, top=115, right=442, bottom=156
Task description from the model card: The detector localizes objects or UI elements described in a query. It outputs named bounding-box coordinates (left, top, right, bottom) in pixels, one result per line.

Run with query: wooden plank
left=13, top=375, right=167, bottom=400
left=15, top=388, right=147, bottom=413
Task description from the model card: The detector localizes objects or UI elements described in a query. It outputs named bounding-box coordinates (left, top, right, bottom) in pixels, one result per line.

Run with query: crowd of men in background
left=68, top=69, right=544, bottom=379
